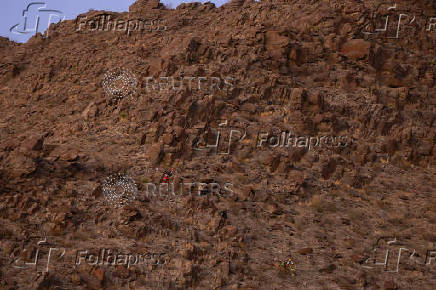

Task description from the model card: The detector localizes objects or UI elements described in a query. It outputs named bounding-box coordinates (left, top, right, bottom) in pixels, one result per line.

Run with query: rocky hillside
left=0, top=0, right=435, bottom=289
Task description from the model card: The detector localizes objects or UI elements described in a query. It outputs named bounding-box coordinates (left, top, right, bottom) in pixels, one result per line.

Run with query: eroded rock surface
left=0, top=0, right=435, bottom=289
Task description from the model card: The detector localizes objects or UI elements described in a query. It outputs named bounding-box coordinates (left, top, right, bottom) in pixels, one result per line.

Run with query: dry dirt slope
left=0, top=0, right=435, bottom=289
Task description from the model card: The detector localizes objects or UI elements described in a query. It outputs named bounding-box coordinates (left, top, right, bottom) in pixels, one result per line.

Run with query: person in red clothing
left=161, top=168, right=174, bottom=184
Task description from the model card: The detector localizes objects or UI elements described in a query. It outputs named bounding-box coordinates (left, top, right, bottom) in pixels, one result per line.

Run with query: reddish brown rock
left=92, top=268, right=104, bottom=282
left=265, top=30, right=289, bottom=58
left=147, top=143, right=164, bottom=164
left=5, top=151, right=36, bottom=177
left=384, top=281, right=398, bottom=290
left=0, top=1, right=434, bottom=289
left=298, top=247, right=313, bottom=255
left=81, top=101, right=98, bottom=120
left=340, top=39, right=370, bottom=59
left=20, top=134, right=44, bottom=152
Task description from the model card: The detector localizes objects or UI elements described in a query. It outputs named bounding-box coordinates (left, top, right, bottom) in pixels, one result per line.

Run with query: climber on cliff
left=161, top=168, right=174, bottom=184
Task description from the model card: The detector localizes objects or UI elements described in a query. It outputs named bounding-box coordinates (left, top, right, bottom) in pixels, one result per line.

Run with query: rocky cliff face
left=0, top=0, right=435, bottom=289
